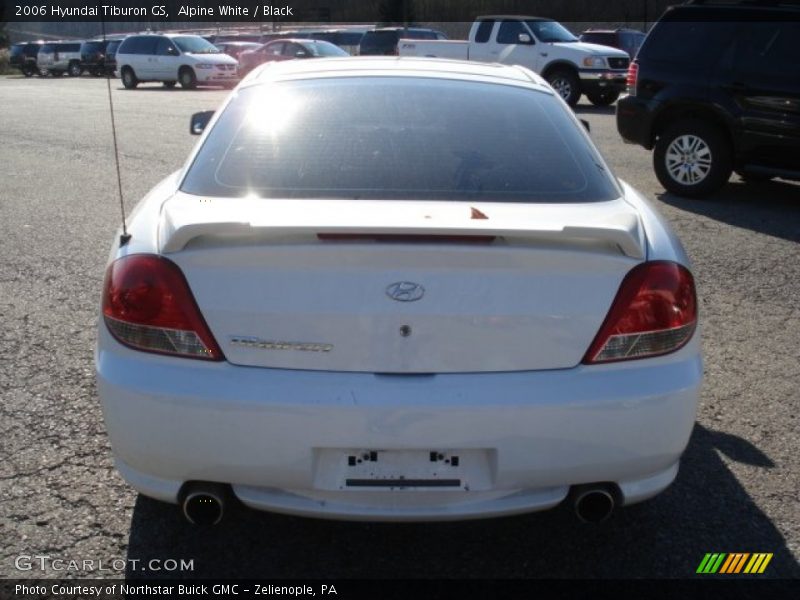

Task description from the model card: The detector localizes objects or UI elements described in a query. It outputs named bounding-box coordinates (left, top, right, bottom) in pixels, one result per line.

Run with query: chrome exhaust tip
left=573, top=487, right=615, bottom=523
left=181, top=483, right=227, bottom=526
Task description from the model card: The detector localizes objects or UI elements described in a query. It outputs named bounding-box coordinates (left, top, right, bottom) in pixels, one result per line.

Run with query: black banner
left=1, top=579, right=799, bottom=600
left=2, top=0, right=677, bottom=23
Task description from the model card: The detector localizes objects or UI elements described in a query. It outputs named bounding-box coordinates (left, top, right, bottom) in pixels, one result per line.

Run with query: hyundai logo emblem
left=386, top=281, right=425, bottom=302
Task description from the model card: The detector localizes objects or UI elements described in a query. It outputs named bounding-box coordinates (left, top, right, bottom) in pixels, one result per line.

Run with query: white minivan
left=116, top=33, right=238, bottom=89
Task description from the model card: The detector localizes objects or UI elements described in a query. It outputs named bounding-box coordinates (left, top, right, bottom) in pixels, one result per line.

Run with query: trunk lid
left=160, top=193, right=645, bottom=373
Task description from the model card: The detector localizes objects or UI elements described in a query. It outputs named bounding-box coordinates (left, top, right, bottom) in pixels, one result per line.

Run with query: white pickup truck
left=399, top=16, right=631, bottom=107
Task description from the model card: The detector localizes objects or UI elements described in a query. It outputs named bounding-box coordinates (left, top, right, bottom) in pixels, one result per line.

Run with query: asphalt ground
left=0, top=75, right=798, bottom=580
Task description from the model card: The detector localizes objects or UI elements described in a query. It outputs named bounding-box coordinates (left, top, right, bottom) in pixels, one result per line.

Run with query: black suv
left=579, top=28, right=646, bottom=59
left=80, top=39, right=121, bottom=76
left=617, top=2, right=800, bottom=197
left=9, top=42, right=45, bottom=77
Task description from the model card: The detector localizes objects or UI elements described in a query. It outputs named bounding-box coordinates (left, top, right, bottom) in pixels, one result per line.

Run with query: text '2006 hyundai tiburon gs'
left=96, top=58, right=702, bottom=525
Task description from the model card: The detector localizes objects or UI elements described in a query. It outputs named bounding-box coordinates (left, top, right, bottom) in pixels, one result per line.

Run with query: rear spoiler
left=159, top=194, right=646, bottom=259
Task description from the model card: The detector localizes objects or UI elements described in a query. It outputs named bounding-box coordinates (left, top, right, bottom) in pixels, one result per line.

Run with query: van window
left=156, top=38, right=177, bottom=56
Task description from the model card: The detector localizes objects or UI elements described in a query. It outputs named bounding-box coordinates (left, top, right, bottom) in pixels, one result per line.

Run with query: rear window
left=329, top=32, right=365, bottom=46
left=10, top=44, right=25, bottom=58
left=406, top=30, right=440, bottom=40
left=82, top=41, right=106, bottom=52
left=581, top=32, right=615, bottom=46
left=307, top=41, right=349, bottom=57
left=619, top=31, right=646, bottom=56
left=24, top=44, right=43, bottom=57
left=360, top=31, right=399, bottom=53
left=181, top=78, right=619, bottom=203
left=639, top=12, right=737, bottom=63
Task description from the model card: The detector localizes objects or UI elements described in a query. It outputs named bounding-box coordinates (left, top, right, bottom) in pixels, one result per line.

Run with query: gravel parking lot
left=1, top=76, right=798, bottom=580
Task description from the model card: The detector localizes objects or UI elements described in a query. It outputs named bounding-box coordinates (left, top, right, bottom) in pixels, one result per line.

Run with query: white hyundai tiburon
left=96, top=58, right=701, bottom=525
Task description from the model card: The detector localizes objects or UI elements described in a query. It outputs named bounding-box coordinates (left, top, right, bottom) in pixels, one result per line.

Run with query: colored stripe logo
left=697, top=553, right=773, bottom=574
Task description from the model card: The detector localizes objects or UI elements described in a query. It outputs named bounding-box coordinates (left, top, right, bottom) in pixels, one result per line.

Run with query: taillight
left=583, top=261, right=697, bottom=364
left=626, top=61, right=638, bottom=96
left=102, top=255, right=223, bottom=361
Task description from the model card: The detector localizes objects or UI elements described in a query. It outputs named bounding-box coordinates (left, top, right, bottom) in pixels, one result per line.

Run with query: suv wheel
left=654, top=119, right=732, bottom=198
left=68, top=61, right=82, bottom=77
left=586, top=89, right=620, bottom=107
left=179, top=67, right=197, bottom=90
left=121, top=67, right=138, bottom=89
left=22, top=65, right=35, bottom=78
left=546, top=70, right=581, bottom=107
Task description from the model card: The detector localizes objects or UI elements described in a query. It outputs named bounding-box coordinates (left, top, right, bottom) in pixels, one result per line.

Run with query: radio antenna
left=101, top=18, right=131, bottom=247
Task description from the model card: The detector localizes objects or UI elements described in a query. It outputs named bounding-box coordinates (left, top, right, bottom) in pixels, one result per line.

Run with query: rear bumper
left=97, top=325, right=702, bottom=521
left=616, top=95, right=657, bottom=148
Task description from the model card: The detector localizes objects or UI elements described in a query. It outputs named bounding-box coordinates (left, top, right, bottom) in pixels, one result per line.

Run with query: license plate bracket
left=313, top=448, right=494, bottom=491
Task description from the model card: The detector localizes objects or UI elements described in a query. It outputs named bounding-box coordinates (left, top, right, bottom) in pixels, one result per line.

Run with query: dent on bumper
left=97, top=326, right=701, bottom=519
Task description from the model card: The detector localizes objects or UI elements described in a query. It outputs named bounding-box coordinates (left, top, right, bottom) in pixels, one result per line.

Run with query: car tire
left=22, top=66, right=35, bottom=78
left=653, top=119, right=732, bottom=198
left=586, top=89, right=620, bottom=107
left=163, top=81, right=177, bottom=88
left=546, top=69, right=581, bottom=107
left=68, top=61, right=82, bottom=77
left=179, top=67, right=197, bottom=90
left=121, top=67, right=138, bottom=89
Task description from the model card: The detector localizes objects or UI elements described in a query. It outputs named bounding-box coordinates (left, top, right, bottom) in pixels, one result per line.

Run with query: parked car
left=212, top=32, right=264, bottom=44
left=80, top=39, right=123, bottom=76
left=96, top=57, right=701, bottom=525
left=306, top=29, right=366, bottom=55
left=213, top=41, right=262, bottom=61
left=104, top=40, right=122, bottom=77
left=579, top=28, right=646, bottom=59
left=116, top=33, right=239, bottom=89
left=8, top=41, right=45, bottom=77
left=237, top=39, right=348, bottom=75
left=359, top=27, right=447, bottom=56
left=36, top=41, right=83, bottom=77
left=617, top=1, right=800, bottom=197
left=214, top=28, right=366, bottom=55
left=398, top=16, right=630, bottom=106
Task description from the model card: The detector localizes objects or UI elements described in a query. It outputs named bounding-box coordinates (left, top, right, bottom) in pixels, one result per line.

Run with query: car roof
left=243, top=57, right=551, bottom=92
left=367, top=27, right=440, bottom=32
left=265, top=38, right=329, bottom=44
left=581, top=28, right=644, bottom=33
left=477, top=15, right=552, bottom=21
left=667, top=2, right=800, bottom=15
